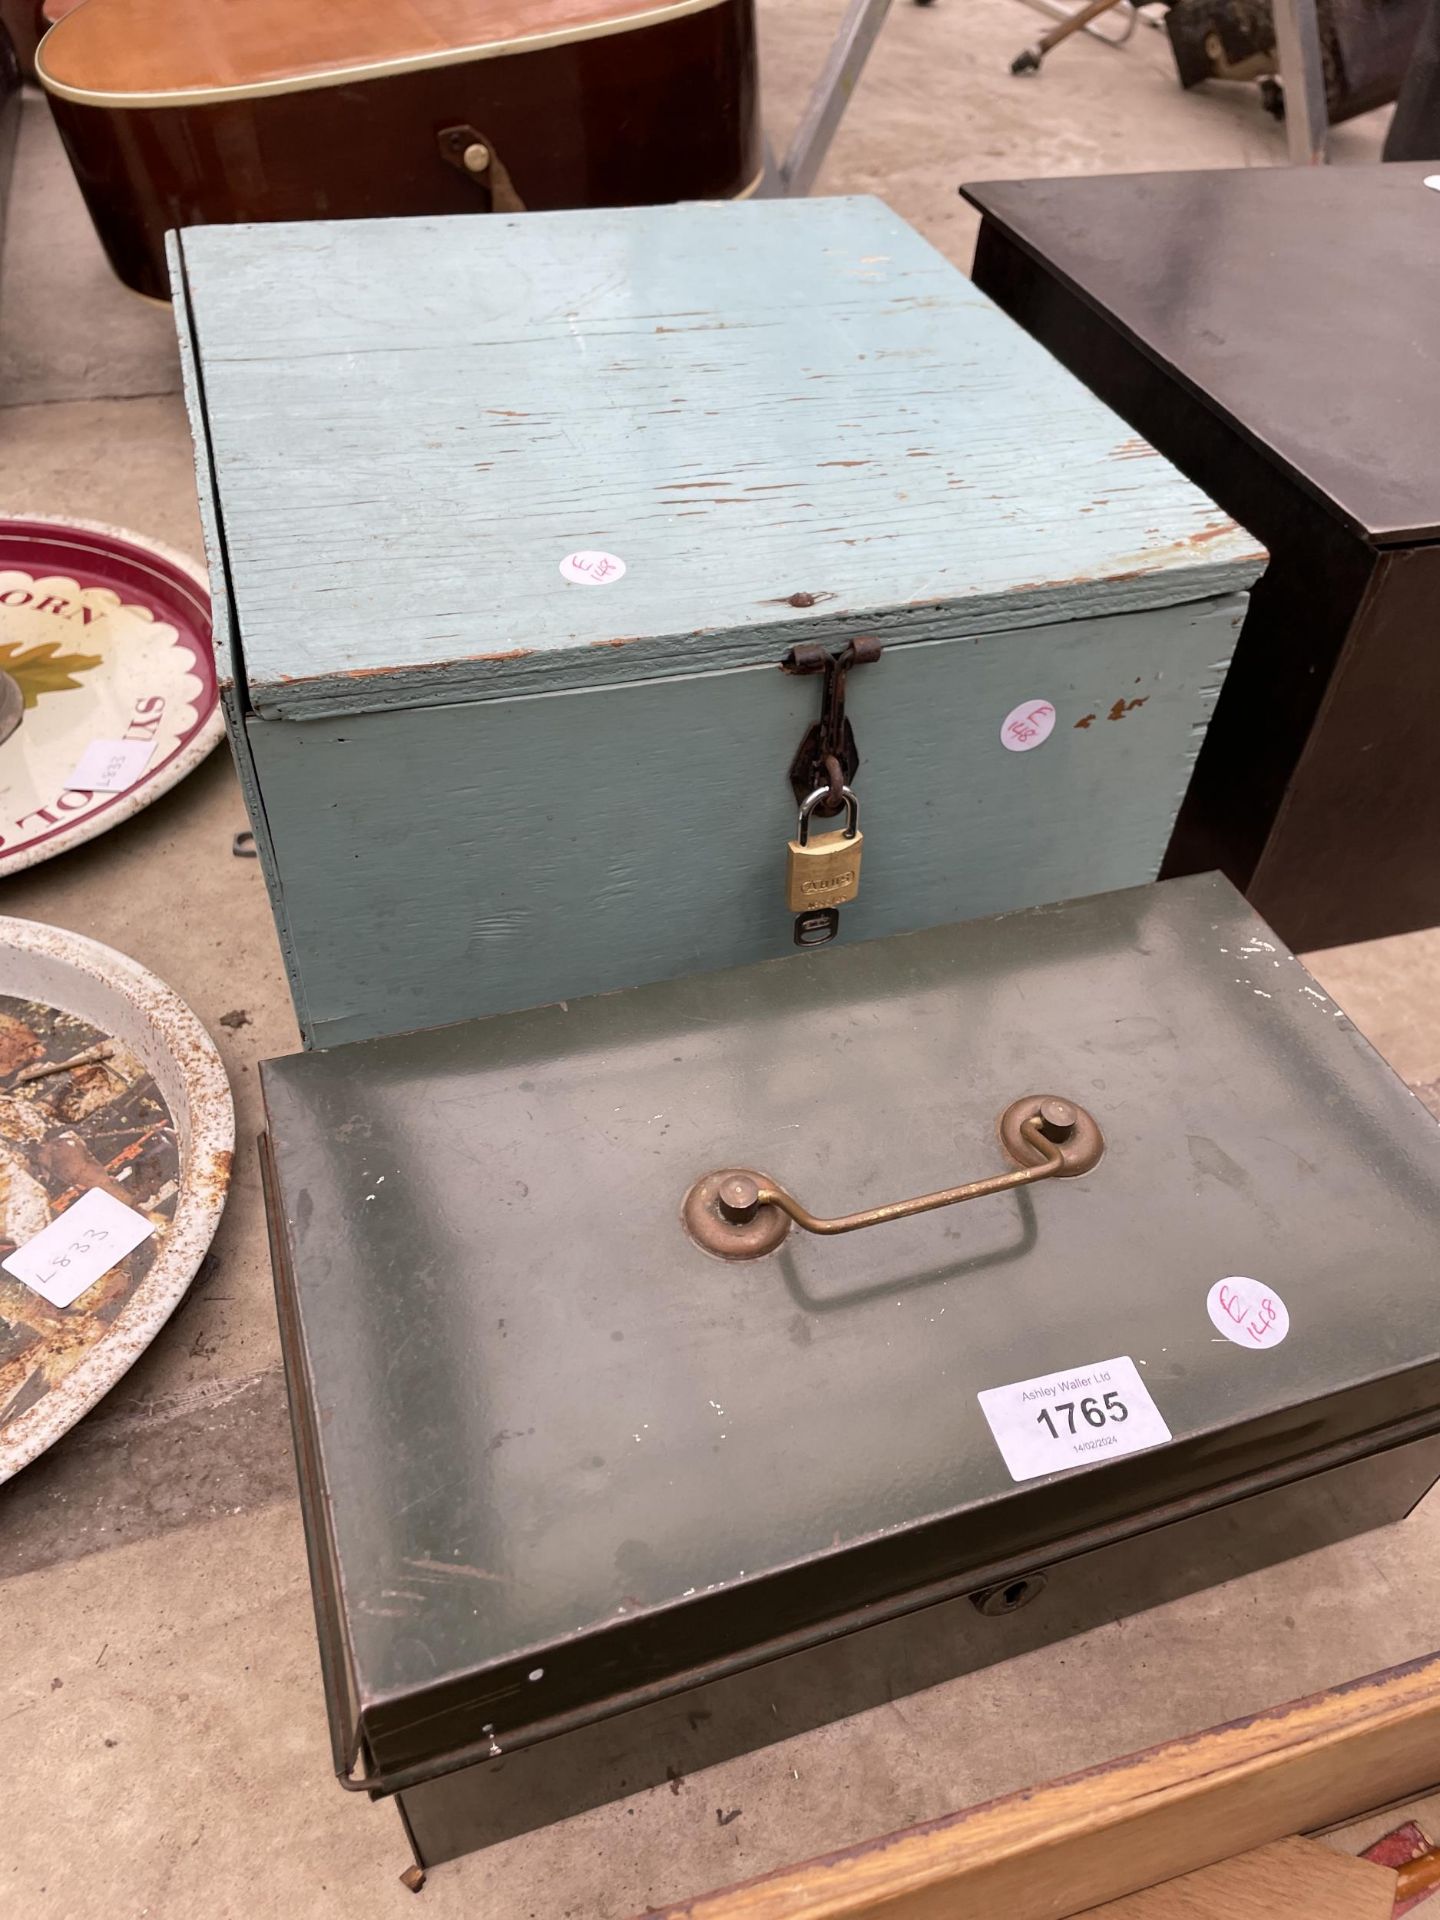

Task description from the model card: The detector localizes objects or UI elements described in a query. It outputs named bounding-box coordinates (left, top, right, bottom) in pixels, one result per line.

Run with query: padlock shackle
left=797, top=784, right=859, bottom=847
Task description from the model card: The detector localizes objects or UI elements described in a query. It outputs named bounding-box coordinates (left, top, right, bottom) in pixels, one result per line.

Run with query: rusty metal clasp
left=683, top=1097, right=1103, bottom=1260
left=783, top=636, right=881, bottom=816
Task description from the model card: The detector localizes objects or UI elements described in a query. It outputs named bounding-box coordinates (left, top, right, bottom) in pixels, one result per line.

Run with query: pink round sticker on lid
left=1000, top=699, right=1056, bottom=752
left=559, top=550, right=626, bottom=586
left=1207, top=1277, right=1290, bottom=1350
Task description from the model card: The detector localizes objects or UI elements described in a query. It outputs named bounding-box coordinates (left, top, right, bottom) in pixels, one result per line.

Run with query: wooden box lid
left=172, top=197, right=1262, bottom=722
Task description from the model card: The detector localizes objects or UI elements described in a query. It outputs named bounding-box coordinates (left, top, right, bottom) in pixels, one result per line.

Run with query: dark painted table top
left=962, top=165, right=1440, bottom=545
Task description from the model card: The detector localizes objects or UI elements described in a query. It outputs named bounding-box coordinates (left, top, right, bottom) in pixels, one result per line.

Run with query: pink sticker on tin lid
left=1208, top=1277, right=1289, bottom=1350
left=1000, top=699, right=1056, bottom=752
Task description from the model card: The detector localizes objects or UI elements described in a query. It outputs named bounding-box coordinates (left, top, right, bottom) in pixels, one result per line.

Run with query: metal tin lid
left=260, top=874, right=1440, bottom=1787
left=0, top=514, right=222, bottom=875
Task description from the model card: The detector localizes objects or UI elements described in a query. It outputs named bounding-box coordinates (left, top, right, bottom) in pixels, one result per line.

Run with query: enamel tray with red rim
left=0, top=918, right=234, bottom=1480
left=0, top=514, right=223, bottom=875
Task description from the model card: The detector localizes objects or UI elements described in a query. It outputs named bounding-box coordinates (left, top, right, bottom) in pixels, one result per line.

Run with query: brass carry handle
left=683, top=1096, right=1103, bottom=1260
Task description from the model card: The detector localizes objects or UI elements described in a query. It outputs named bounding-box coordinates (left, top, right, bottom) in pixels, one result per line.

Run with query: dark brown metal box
left=962, top=163, right=1440, bottom=951
left=260, top=874, right=1440, bottom=1871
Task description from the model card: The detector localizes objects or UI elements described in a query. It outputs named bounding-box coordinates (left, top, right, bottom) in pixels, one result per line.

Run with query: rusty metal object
left=12, top=1043, right=115, bottom=1086
left=998, top=1091, right=1105, bottom=1171
left=682, top=1169, right=793, bottom=1262
left=783, top=635, right=881, bottom=816
left=436, top=125, right=526, bottom=212
left=0, top=918, right=234, bottom=1481
left=684, top=1096, right=1103, bottom=1259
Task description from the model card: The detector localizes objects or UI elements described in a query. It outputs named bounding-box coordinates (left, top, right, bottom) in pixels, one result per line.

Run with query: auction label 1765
left=977, top=1356, right=1171, bottom=1483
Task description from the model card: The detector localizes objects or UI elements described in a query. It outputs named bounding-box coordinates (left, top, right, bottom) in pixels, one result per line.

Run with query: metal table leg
left=1384, top=0, right=1440, bottom=158
left=1272, top=0, right=1329, bottom=163
left=1015, top=0, right=1141, bottom=46
left=771, top=0, right=901, bottom=197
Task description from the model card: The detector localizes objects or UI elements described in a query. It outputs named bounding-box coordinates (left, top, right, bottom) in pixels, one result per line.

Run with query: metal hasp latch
left=783, top=635, right=882, bottom=816
left=684, top=1096, right=1103, bottom=1259
left=437, top=126, right=527, bottom=212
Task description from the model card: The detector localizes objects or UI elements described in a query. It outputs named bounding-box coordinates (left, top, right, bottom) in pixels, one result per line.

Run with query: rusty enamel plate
left=0, top=917, right=234, bottom=1481
left=0, top=514, right=223, bottom=876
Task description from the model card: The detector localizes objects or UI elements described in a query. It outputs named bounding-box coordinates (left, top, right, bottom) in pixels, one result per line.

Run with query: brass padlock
left=787, top=786, right=862, bottom=913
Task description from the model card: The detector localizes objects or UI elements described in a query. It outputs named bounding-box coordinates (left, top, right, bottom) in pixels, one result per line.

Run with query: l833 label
left=977, top=1356, right=1171, bottom=1483
left=2, top=1186, right=154, bottom=1309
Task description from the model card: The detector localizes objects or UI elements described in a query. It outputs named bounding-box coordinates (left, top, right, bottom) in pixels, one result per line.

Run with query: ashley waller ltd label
left=977, top=1356, right=1171, bottom=1483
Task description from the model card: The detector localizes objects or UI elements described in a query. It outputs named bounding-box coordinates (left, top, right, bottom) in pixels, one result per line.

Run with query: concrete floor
left=1, top=4, right=1437, bottom=1915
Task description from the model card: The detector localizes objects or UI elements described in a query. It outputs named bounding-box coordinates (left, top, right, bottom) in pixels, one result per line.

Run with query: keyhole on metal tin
left=971, top=1573, right=1048, bottom=1617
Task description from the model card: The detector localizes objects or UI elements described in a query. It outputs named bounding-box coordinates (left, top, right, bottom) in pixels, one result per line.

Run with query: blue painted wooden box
left=172, top=197, right=1263, bottom=1050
